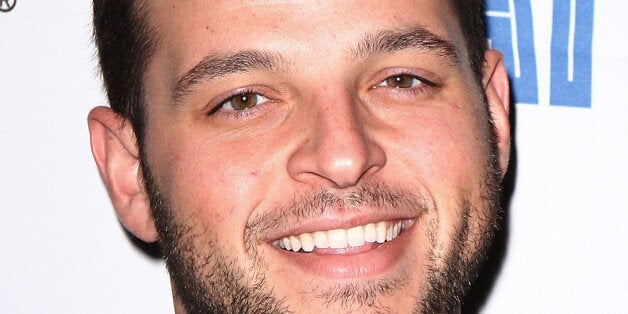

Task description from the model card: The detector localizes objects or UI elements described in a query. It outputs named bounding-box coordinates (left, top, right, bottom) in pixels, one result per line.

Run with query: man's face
left=137, top=0, right=505, bottom=312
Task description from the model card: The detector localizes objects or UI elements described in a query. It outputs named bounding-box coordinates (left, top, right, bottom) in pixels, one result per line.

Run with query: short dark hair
left=93, top=0, right=156, bottom=145
left=93, top=0, right=487, bottom=146
left=451, top=0, right=488, bottom=85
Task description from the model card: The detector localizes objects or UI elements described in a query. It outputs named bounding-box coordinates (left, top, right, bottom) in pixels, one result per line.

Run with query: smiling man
left=88, top=0, right=510, bottom=312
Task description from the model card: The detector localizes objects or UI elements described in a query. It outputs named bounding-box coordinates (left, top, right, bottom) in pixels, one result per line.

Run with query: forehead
left=143, top=0, right=464, bottom=74
left=147, top=0, right=458, bottom=31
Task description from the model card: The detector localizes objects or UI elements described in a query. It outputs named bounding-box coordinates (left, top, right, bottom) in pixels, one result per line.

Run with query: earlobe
left=88, top=106, right=158, bottom=242
left=483, top=49, right=511, bottom=178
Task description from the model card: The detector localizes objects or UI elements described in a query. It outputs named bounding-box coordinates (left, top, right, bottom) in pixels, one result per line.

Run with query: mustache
left=246, top=182, right=431, bottom=238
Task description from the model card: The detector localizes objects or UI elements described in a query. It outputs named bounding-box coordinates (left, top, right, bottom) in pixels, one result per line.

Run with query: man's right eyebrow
left=173, top=50, right=286, bottom=103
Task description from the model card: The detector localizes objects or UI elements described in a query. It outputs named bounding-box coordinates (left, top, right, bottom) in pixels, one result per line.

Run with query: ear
left=483, top=49, right=511, bottom=178
left=88, top=106, right=158, bottom=242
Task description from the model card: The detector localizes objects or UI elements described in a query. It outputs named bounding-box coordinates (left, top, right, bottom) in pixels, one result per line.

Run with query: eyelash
left=206, top=72, right=436, bottom=119
left=207, top=88, right=270, bottom=119
left=374, top=72, right=438, bottom=94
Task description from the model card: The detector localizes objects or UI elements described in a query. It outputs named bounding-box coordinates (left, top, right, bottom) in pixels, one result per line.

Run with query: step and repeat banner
left=1, top=1, right=625, bottom=312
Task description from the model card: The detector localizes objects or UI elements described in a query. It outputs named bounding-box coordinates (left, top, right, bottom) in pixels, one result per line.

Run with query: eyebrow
left=173, top=50, right=286, bottom=103
left=172, top=25, right=457, bottom=103
left=352, top=25, right=459, bottom=64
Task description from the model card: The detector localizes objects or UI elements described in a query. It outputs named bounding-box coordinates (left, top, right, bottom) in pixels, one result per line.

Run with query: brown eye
left=381, top=74, right=422, bottom=88
left=224, top=92, right=267, bottom=111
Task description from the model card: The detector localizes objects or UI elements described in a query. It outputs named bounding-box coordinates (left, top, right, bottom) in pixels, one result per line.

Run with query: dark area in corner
left=124, top=226, right=164, bottom=259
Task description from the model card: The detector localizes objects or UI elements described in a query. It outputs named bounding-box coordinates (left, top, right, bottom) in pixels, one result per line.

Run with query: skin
left=88, top=0, right=510, bottom=312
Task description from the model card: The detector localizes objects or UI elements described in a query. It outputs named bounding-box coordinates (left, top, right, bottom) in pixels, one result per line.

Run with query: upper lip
left=259, top=210, right=422, bottom=243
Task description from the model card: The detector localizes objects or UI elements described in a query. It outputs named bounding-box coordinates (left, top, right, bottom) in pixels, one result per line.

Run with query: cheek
left=388, top=108, right=486, bottom=190
left=154, top=133, right=269, bottom=237
left=381, top=106, right=489, bottom=257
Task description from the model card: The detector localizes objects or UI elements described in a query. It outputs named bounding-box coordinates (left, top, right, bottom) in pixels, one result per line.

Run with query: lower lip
left=272, top=224, right=415, bottom=279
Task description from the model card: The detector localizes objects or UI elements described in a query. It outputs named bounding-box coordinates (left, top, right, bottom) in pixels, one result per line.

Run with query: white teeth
left=282, top=237, right=292, bottom=251
left=393, top=222, right=400, bottom=238
left=347, top=226, right=365, bottom=247
left=300, top=233, right=315, bottom=252
left=376, top=221, right=386, bottom=243
left=386, top=224, right=393, bottom=241
left=328, top=229, right=348, bottom=249
left=313, top=231, right=329, bottom=249
left=289, top=235, right=301, bottom=252
left=364, top=223, right=377, bottom=243
left=277, top=220, right=406, bottom=252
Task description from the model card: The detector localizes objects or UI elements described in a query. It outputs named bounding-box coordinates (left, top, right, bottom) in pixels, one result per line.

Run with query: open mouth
left=272, top=220, right=408, bottom=253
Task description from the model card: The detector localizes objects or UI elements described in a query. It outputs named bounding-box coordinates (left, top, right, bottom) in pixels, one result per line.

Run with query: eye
left=221, top=92, right=269, bottom=111
left=378, top=74, right=423, bottom=89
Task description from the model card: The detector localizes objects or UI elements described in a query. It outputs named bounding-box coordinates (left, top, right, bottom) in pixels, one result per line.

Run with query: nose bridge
left=287, top=85, right=386, bottom=189
left=314, top=89, right=366, bottom=161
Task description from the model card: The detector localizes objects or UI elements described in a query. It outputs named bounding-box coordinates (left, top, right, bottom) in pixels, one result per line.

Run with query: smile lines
left=273, top=221, right=404, bottom=252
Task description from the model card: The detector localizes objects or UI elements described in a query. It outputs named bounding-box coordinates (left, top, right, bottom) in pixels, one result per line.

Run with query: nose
left=287, top=89, right=386, bottom=189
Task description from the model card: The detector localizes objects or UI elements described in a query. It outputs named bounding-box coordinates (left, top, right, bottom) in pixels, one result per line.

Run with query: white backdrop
left=1, top=1, right=625, bottom=313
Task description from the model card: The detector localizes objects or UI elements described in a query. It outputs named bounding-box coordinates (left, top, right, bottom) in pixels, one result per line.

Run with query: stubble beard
left=141, top=165, right=288, bottom=313
left=139, top=122, right=503, bottom=314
